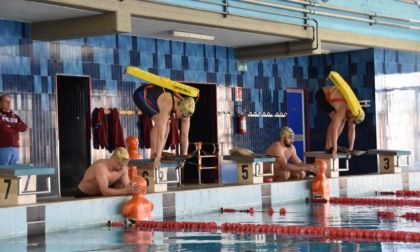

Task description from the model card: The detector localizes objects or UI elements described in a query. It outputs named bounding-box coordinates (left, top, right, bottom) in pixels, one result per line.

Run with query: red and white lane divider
left=378, top=190, right=420, bottom=197
left=377, top=211, right=420, bottom=220
left=330, top=197, right=420, bottom=206
left=220, top=207, right=287, bottom=216
left=114, top=220, right=420, bottom=243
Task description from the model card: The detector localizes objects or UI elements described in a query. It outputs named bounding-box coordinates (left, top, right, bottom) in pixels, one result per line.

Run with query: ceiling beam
left=31, top=11, right=131, bottom=41
left=237, top=35, right=322, bottom=61
left=320, top=28, right=420, bottom=53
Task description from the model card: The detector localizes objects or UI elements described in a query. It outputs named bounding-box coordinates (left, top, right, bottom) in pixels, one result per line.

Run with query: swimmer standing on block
left=315, top=82, right=364, bottom=159
left=133, top=84, right=196, bottom=170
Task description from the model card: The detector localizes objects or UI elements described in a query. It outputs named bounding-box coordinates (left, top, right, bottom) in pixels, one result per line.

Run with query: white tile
left=13, top=206, right=26, bottom=236
left=45, top=203, right=59, bottom=231
left=68, top=201, right=84, bottom=229
left=0, top=208, right=14, bottom=238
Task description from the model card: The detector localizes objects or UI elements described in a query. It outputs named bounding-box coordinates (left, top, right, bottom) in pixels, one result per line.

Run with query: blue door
left=287, top=89, right=306, bottom=162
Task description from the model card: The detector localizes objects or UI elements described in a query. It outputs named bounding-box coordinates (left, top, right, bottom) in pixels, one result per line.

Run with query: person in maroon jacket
left=0, top=94, right=28, bottom=165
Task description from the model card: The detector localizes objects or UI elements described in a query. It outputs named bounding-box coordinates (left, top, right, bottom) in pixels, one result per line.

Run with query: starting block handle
left=336, top=159, right=349, bottom=172
left=255, top=162, right=274, bottom=177
left=396, top=155, right=411, bottom=167
left=155, top=166, right=180, bottom=184
left=18, top=176, right=51, bottom=195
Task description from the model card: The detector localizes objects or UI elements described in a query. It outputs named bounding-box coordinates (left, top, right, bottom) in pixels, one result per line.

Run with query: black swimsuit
left=74, top=187, right=101, bottom=198
left=315, top=88, right=335, bottom=114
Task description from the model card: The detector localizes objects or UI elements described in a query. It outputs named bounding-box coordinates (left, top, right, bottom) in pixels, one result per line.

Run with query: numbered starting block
left=304, top=152, right=350, bottom=178
left=223, top=155, right=275, bottom=185
left=0, top=165, right=54, bottom=206
left=128, top=159, right=182, bottom=193
left=367, top=149, right=411, bottom=174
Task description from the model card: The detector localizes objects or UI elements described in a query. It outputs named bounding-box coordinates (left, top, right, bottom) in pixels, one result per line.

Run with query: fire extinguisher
left=235, top=105, right=246, bottom=134
left=238, top=114, right=246, bottom=134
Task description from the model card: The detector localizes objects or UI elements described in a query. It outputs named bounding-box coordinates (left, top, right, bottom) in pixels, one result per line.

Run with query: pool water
left=2, top=200, right=420, bottom=251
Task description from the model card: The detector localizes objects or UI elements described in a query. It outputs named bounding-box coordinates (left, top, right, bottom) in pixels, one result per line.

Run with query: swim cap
left=179, top=97, right=195, bottom=118
left=280, top=127, right=294, bottom=138
left=111, top=147, right=129, bottom=165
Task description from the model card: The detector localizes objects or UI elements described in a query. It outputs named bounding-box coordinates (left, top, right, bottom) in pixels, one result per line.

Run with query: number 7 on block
left=0, top=176, right=17, bottom=204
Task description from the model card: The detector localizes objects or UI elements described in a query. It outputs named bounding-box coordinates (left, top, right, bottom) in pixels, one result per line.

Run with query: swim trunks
left=74, top=187, right=101, bottom=198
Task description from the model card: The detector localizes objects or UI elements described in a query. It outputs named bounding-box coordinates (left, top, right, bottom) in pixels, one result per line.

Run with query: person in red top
left=0, top=94, right=28, bottom=165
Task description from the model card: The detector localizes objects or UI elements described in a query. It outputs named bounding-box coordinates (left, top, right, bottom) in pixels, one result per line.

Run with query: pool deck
left=0, top=171, right=419, bottom=239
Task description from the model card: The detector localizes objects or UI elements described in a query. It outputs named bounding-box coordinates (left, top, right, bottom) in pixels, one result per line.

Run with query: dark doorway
left=182, top=83, right=218, bottom=184
left=56, top=75, right=91, bottom=197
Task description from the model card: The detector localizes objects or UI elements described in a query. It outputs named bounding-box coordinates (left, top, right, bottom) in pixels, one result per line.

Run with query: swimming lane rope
left=123, top=220, right=420, bottom=243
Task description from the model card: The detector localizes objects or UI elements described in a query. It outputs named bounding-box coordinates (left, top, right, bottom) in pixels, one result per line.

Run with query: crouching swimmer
left=122, top=176, right=154, bottom=222
left=264, top=127, right=319, bottom=181
left=75, top=147, right=140, bottom=198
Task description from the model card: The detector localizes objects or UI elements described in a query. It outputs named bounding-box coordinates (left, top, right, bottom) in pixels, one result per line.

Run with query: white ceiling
left=0, top=0, right=366, bottom=52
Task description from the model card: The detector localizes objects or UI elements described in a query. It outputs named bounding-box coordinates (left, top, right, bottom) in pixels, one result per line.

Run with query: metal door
left=56, top=75, right=91, bottom=197
left=287, top=89, right=307, bottom=162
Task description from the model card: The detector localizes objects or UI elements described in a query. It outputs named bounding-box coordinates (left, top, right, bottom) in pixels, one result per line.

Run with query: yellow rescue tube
left=327, top=71, right=365, bottom=124
left=124, top=66, right=199, bottom=97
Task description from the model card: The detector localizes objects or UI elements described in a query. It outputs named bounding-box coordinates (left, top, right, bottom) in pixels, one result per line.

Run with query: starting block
left=304, top=152, right=350, bottom=178
left=223, top=155, right=275, bottom=185
left=367, top=149, right=411, bottom=174
left=128, top=159, right=182, bottom=193
left=0, top=165, right=55, bottom=206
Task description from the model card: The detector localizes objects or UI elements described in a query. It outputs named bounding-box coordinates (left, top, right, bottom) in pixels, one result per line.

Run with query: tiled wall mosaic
left=1, top=20, right=420, bottom=197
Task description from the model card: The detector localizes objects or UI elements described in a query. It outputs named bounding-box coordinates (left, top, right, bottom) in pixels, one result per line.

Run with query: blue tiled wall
left=1, top=19, right=420, bottom=196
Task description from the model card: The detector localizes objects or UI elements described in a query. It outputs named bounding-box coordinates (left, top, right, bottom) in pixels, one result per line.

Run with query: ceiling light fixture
left=170, top=31, right=215, bottom=41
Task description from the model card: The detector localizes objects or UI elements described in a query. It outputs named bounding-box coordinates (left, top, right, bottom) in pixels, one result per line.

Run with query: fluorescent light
left=321, top=49, right=330, bottom=54
left=170, top=31, right=215, bottom=41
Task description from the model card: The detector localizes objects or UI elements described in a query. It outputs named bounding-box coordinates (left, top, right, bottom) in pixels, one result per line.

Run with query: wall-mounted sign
left=236, top=62, right=248, bottom=72
left=235, top=87, right=242, bottom=101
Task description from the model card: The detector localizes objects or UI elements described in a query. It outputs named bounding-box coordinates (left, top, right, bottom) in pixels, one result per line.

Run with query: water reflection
left=1, top=201, right=420, bottom=251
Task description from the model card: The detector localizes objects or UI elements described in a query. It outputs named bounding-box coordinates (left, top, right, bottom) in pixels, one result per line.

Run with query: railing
left=143, top=0, right=420, bottom=32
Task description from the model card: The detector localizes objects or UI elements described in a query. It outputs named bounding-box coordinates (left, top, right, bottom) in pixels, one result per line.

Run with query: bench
left=367, top=149, right=411, bottom=174
left=223, top=155, right=275, bottom=184
left=128, top=159, right=182, bottom=193
left=0, top=165, right=55, bottom=206
left=304, top=152, right=350, bottom=178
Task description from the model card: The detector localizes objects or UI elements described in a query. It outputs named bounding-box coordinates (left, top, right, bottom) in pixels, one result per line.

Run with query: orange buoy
left=279, top=208, right=287, bottom=215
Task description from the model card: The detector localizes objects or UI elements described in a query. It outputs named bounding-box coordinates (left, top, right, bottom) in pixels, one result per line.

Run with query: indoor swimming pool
left=1, top=198, right=419, bottom=251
